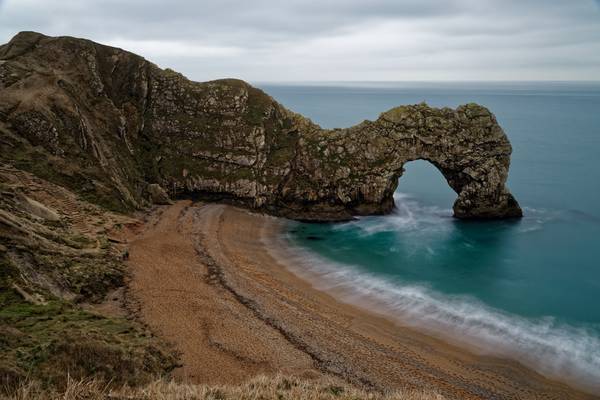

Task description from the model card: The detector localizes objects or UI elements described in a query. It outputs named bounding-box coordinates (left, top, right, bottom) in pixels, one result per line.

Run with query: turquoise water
left=258, top=82, right=600, bottom=391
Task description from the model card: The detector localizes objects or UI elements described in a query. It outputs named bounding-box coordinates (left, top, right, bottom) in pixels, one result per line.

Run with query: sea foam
left=266, top=198, right=600, bottom=393
left=334, top=192, right=454, bottom=235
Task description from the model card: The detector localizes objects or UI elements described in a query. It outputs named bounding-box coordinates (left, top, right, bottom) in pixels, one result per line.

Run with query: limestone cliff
left=0, top=31, right=522, bottom=220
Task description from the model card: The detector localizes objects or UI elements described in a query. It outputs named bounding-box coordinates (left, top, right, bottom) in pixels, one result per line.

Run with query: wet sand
left=125, top=201, right=596, bottom=399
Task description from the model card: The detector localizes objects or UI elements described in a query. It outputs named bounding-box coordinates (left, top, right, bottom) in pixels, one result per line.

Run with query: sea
left=257, top=81, right=600, bottom=392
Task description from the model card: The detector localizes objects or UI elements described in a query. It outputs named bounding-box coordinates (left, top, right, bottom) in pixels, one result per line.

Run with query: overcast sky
left=0, top=0, right=599, bottom=82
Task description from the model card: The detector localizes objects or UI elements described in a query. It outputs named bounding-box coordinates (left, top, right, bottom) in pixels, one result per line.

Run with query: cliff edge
left=0, top=31, right=522, bottom=220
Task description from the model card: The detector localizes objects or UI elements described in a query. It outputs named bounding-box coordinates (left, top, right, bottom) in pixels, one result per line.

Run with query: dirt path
left=126, top=201, right=597, bottom=399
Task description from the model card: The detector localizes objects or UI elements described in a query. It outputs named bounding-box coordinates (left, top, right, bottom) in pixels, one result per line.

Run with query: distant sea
left=257, top=82, right=600, bottom=392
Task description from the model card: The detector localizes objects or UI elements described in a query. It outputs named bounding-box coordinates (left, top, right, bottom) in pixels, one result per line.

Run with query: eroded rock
left=147, top=184, right=172, bottom=205
left=0, top=32, right=522, bottom=221
left=17, top=193, right=60, bottom=221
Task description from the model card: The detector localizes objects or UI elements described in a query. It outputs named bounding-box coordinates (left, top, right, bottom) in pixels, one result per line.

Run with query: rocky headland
left=0, top=31, right=521, bottom=221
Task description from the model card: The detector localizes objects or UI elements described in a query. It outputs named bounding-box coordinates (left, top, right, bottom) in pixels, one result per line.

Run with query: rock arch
left=275, top=103, right=523, bottom=221
left=0, top=32, right=522, bottom=221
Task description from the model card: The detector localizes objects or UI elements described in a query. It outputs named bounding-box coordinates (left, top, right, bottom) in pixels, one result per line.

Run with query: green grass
left=0, top=252, right=176, bottom=395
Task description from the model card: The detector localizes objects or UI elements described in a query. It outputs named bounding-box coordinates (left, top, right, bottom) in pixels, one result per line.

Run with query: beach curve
left=125, top=200, right=596, bottom=399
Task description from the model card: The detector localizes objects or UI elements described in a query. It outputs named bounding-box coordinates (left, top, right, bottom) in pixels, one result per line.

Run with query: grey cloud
left=0, top=0, right=466, bottom=45
left=0, top=0, right=599, bottom=81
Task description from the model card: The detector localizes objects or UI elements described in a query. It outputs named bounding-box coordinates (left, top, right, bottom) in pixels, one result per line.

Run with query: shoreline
left=125, top=201, right=596, bottom=399
left=267, top=218, right=600, bottom=395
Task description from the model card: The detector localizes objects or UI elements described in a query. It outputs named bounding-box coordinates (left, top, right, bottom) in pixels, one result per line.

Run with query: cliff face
left=0, top=31, right=522, bottom=220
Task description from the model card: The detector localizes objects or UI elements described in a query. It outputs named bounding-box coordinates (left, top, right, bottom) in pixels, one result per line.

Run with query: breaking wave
left=274, top=241, right=600, bottom=393
left=266, top=194, right=600, bottom=393
left=334, top=192, right=453, bottom=236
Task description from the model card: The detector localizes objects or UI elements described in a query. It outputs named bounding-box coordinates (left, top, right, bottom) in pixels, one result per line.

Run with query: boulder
left=147, top=184, right=171, bottom=205
left=17, top=194, right=60, bottom=221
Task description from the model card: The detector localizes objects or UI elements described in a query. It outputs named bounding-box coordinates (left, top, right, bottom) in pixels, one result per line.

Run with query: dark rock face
left=0, top=32, right=522, bottom=220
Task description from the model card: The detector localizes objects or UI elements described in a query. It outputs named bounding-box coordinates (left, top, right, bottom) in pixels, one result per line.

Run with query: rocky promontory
left=0, top=31, right=522, bottom=220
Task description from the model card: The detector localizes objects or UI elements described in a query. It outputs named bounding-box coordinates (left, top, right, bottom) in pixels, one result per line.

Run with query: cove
left=263, top=81, right=600, bottom=392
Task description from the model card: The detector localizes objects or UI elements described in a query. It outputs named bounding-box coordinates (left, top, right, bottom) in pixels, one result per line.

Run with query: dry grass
left=2, top=375, right=444, bottom=400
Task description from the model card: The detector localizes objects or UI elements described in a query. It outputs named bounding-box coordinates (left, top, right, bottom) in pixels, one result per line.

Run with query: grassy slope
left=0, top=166, right=176, bottom=395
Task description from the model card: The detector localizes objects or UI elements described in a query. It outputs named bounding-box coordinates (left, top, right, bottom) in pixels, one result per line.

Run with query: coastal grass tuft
left=3, top=375, right=445, bottom=400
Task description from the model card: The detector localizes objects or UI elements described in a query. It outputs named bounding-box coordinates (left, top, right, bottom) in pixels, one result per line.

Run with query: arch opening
left=394, top=159, right=456, bottom=215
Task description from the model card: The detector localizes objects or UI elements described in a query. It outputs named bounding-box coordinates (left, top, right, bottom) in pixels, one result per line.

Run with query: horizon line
left=251, top=79, right=600, bottom=84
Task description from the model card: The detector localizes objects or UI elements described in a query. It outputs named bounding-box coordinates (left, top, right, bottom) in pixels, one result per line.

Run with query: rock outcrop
left=0, top=32, right=522, bottom=220
left=147, top=183, right=172, bottom=205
